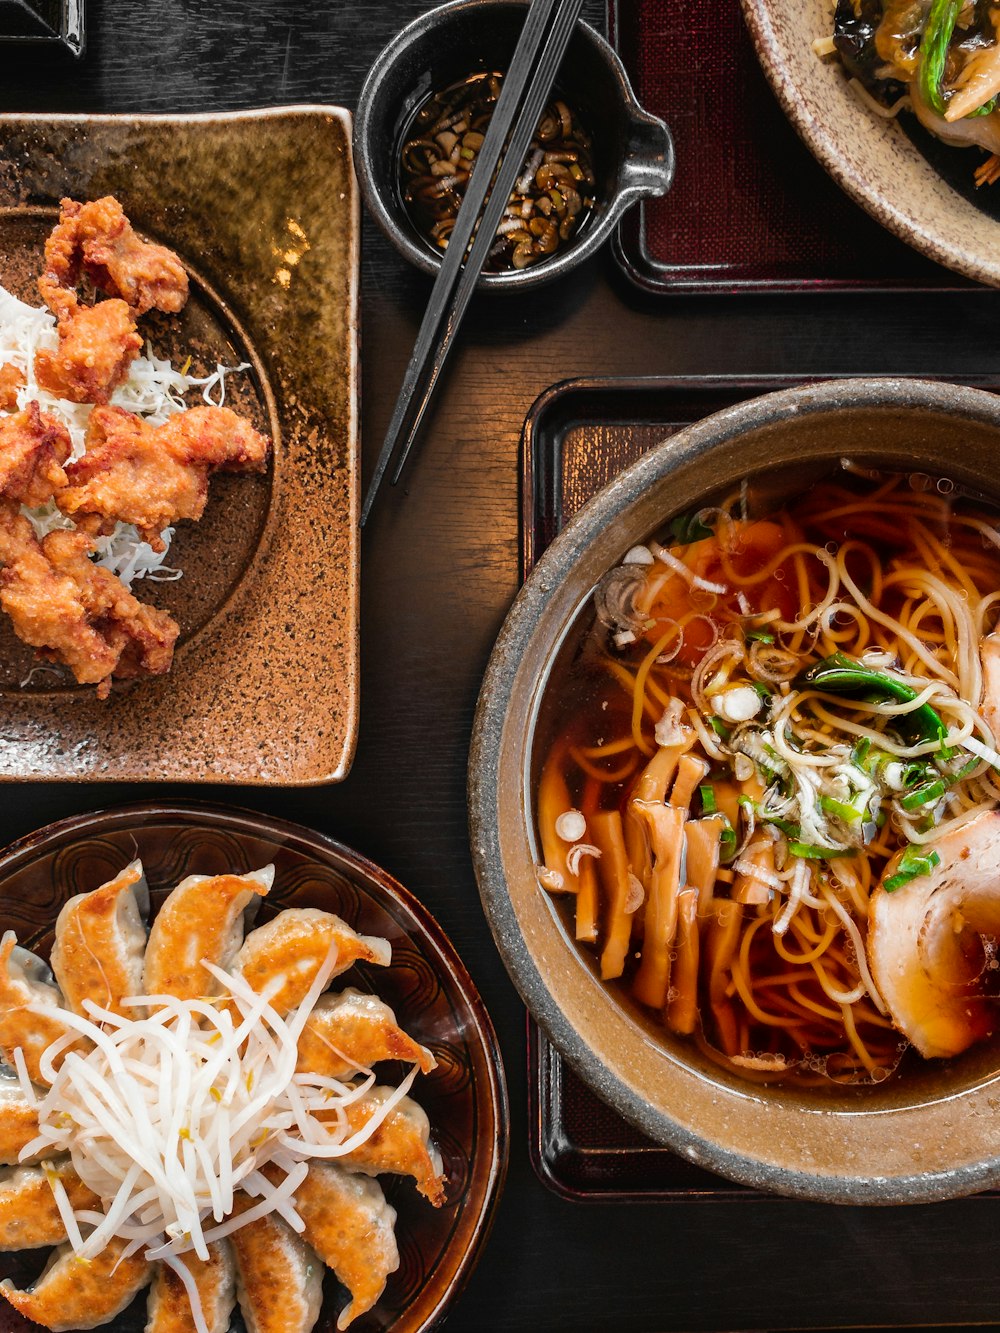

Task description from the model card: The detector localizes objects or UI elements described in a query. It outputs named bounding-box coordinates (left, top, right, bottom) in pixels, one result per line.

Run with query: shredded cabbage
left=0, top=284, right=249, bottom=587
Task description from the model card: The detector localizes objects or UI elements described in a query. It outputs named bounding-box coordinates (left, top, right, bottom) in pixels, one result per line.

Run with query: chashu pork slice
left=869, top=809, right=1000, bottom=1059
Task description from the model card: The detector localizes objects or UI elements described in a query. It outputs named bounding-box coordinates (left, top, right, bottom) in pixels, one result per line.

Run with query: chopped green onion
left=746, top=801, right=800, bottom=838
left=745, top=628, right=775, bottom=644
left=900, top=779, right=946, bottom=811
left=709, top=716, right=731, bottom=740
left=699, top=784, right=717, bottom=815
left=850, top=737, right=872, bottom=770
left=819, top=794, right=862, bottom=824
left=788, top=840, right=843, bottom=860
left=883, top=845, right=941, bottom=892
left=718, top=820, right=737, bottom=863
left=751, top=681, right=773, bottom=700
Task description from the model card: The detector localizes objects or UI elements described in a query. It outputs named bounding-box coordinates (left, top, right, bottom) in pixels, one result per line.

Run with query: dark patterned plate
left=0, top=802, right=508, bottom=1333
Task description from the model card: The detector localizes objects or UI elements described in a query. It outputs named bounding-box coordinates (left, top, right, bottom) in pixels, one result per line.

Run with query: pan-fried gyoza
left=0, top=860, right=445, bottom=1331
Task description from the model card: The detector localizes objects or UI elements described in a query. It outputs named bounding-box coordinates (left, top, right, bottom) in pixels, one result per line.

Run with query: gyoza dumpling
left=0, top=1160, right=98, bottom=1249
left=229, top=1201, right=323, bottom=1333
left=234, top=910, right=390, bottom=1016
left=146, top=1240, right=236, bottom=1333
left=296, top=989, right=436, bottom=1080
left=143, top=867, right=273, bottom=1002
left=0, top=1236, right=151, bottom=1329
left=326, top=1085, right=446, bottom=1205
left=291, top=1161, right=398, bottom=1330
left=0, top=1073, right=42, bottom=1165
left=50, top=861, right=147, bottom=1020
left=0, top=934, right=79, bottom=1083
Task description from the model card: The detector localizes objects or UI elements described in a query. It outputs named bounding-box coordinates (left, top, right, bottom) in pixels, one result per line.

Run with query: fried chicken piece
left=0, top=362, right=24, bottom=411
left=34, top=298, right=142, bottom=405
left=0, top=505, right=178, bottom=698
left=0, top=402, right=71, bottom=506
left=59, top=403, right=270, bottom=551
left=40, top=195, right=188, bottom=318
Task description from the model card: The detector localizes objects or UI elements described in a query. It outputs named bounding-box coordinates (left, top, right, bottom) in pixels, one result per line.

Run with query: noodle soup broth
left=531, top=465, right=1000, bottom=1095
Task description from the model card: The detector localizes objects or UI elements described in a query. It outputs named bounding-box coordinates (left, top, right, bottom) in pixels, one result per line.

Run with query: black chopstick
left=360, top=0, right=584, bottom=526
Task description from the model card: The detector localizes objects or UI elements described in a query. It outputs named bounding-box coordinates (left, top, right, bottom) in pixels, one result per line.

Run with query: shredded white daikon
left=0, top=283, right=249, bottom=588
left=17, top=944, right=414, bottom=1276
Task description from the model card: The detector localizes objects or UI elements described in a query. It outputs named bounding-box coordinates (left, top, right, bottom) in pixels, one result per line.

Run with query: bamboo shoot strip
left=591, top=811, right=633, bottom=980
left=668, top=754, right=710, bottom=811
left=685, top=818, right=724, bottom=914
left=631, top=803, right=685, bottom=1008
left=537, top=746, right=578, bottom=893
left=706, top=899, right=744, bottom=1056
left=667, top=889, right=700, bottom=1035
left=575, top=856, right=600, bottom=945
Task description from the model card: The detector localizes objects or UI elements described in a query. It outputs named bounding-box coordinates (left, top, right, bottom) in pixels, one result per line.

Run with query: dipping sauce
left=398, top=71, right=596, bottom=272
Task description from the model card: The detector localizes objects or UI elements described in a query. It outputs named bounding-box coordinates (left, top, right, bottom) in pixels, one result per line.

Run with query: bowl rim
left=739, top=0, right=1000, bottom=289
left=0, top=798, right=511, bottom=1331
left=469, top=375, right=1000, bottom=1204
left=352, top=0, right=672, bottom=290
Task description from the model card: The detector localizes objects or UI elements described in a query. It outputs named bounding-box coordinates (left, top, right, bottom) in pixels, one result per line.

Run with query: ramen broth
left=533, top=468, right=1000, bottom=1087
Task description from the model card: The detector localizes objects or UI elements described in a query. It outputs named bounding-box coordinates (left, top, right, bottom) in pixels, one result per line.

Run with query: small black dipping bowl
left=354, top=0, right=675, bottom=289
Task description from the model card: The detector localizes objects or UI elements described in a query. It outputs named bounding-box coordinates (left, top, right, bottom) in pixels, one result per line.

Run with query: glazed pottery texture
left=0, top=802, right=508, bottom=1332
left=0, top=108, right=359, bottom=783
left=741, top=0, right=1000, bottom=286
left=470, top=377, right=1000, bottom=1203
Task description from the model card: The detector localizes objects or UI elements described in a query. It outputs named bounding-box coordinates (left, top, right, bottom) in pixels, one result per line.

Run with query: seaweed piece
left=834, top=0, right=909, bottom=104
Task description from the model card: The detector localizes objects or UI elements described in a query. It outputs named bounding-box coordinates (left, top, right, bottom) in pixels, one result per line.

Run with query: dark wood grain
left=5, top=2, right=1000, bottom=1329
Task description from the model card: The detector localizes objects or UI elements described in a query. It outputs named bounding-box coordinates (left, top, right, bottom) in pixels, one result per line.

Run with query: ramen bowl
left=469, top=376, right=1000, bottom=1204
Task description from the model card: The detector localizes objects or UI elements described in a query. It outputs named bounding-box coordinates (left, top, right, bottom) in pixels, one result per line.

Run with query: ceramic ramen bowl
left=469, top=376, right=1000, bottom=1204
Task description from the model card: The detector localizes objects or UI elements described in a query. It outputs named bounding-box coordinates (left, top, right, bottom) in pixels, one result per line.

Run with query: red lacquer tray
left=607, top=0, right=974, bottom=294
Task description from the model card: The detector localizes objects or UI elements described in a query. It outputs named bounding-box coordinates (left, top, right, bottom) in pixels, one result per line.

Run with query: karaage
left=34, top=299, right=142, bottom=405
left=0, top=403, right=71, bottom=507
left=39, top=196, right=189, bottom=318
left=0, top=506, right=178, bottom=698
left=59, top=403, right=270, bottom=550
left=0, top=363, right=23, bottom=412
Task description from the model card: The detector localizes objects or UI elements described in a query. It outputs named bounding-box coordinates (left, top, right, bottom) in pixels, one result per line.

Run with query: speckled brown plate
left=0, top=801, right=508, bottom=1333
left=0, top=108, right=359, bottom=783
left=740, top=0, right=1000, bottom=287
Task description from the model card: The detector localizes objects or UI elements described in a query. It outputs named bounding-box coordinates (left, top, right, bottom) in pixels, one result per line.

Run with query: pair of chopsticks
left=360, top=0, right=585, bottom=527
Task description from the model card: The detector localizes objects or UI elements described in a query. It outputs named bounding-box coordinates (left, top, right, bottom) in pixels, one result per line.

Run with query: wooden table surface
left=5, top=2, right=1000, bottom=1329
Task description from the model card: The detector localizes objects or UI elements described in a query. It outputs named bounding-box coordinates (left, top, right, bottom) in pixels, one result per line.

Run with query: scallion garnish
left=819, top=794, right=862, bottom=824
left=900, top=779, right=946, bottom=811
left=745, top=628, right=775, bottom=645
left=699, top=785, right=717, bottom=815
left=883, top=845, right=941, bottom=892
left=788, top=840, right=843, bottom=860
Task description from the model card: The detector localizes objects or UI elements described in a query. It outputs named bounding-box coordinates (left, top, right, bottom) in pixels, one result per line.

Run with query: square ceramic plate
left=0, top=107, right=359, bottom=784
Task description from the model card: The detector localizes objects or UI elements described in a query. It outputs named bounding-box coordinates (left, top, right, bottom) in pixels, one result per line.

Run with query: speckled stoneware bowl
left=0, top=802, right=509, bottom=1332
left=354, top=0, right=674, bottom=289
left=741, top=0, right=1000, bottom=286
left=0, top=108, right=359, bottom=783
left=470, top=376, right=1000, bottom=1204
